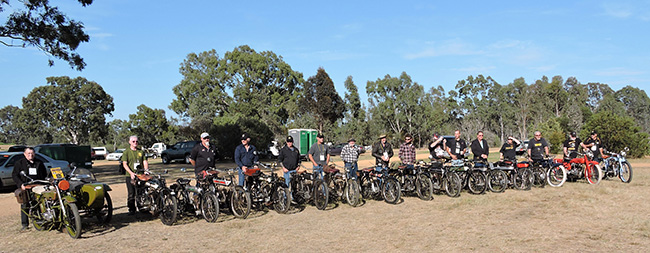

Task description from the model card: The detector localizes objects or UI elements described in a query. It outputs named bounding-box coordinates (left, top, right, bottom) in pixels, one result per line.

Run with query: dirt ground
left=0, top=151, right=648, bottom=252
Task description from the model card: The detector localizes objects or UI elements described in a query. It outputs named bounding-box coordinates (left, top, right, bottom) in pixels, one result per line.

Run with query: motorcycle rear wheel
left=488, top=170, right=508, bottom=193
left=444, top=172, right=462, bottom=198
left=96, top=191, right=113, bottom=223
left=159, top=190, right=178, bottom=226
left=64, top=203, right=82, bottom=239
left=415, top=174, right=433, bottom=201
left=382, top=177, right=401, bottom=204
left=514, top=168, right=532, bottom=190
left=344, top=179, right=361, bottom=207
left=468, top=171, right=487, bottom=194
left=272, top=185, right=291, bottom=214
left=531, top=167, right=546, bottom=188
left=312, top=179, right=329, bottom=210
left=547, top=165, right=567, bottom=187
left=619, top=161, right=633, bottom=183
left=230, top=186, right=251, bottom=219
left=201, top=192, right=219, bottom=223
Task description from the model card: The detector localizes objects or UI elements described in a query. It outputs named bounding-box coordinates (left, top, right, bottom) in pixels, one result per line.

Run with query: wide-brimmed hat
left=378, top=134, right=387, bottom=139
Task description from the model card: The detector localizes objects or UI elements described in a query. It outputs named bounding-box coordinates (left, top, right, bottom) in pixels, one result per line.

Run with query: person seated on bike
left=499, top=136, right=521, bottom=164
left=398, top=134, right=416, bottom=170
left=470, top=131, right=489, bottom=165
left=563, top=131, right=586, bottom=161
left=12, top=147, right=48, bottom=231
left=527, top=131, right=550, bottom=163
left=235, top=133, right=259, bottom=186
left=190, top=132, right=217, bottom=182
left=583, top=131, right=604, bottom=162
left=427, top=133, right=445, bottom=160
left=308, top=133, right=329, bottom=179
left=340, top=138, right=360, bottom=179
left=278, top=136, right=302, bottom=187
left=445, top=130, right=467, bottom=160
left=372, top=134, right=393, bottom=171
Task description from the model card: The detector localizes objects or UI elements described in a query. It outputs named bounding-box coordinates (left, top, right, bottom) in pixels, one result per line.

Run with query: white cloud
left=452, top=65, right=496, bottom=73
left=404, top=39, right=483, bottom=59
left=594, top=67, right=645, bottom=76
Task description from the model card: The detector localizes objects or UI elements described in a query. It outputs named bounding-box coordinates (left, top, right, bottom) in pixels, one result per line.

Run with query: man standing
left=372, top=134, right=393, bottom=171
left=12, top=147, right=47, bottom=231
left=308, top=133, right=329, bottom=178
left=341, top=138, right=360, bottom=179
left=121, top=135, right=148, bottom=215
left=470, top=131, right=489, bottom=163
left=563, top=131, right=585, bottom=160
left=583, top=131, right=604, bottom=162
left=528, top=131, right=550, bottom=163
left=190, top=132, right=216, bottom=178
left=499, top=136, right=521, bottom=162
left=445, top=130, right=467, bottom=160
left=398, top=134, right=416, bottom=169
left=234, top=133, right=259, bottom=186
left=278, top=136, right=301, bottom=186
left=428, top=133, right=445, bottom=159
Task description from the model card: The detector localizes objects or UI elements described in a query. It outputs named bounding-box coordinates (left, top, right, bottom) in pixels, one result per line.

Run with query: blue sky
left=1, top=0, right=649, bottom=121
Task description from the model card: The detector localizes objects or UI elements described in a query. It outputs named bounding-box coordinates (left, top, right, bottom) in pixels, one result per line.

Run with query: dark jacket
left=372, top=141, right=393, bottom=167
left=278, top=145, right=300, bottom=171
left=470, top=139, right=489, bottom=161
left=234, top=144, right=258, bottom=167
left=12, top=157, right=48, bottom=187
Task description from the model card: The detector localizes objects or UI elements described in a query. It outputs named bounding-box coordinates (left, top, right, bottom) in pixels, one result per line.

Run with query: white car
left=92, top=147, right=108, bottom=160
left=106, top=149, right=125, bottom=161
left=0, top=152, right=70, bottom=188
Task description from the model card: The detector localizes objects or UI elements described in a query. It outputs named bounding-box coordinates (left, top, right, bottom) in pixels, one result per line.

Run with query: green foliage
left=301, top=67, right=345, bottom=132
left=616, top=86, right=650, bottom=133
left=21, top=76, right=114, bottom=144
left=533, top=117, right=565, bottom=154
left=582, top=110, right=650, bottom=158
left=127, top=104, right=176, bottom=148
left=0, top=0, right=93, bottom=70
left=211, top=116, right=273, bottom=159
left=107, top=119, right=131, bottom=151
left=0, top=105, right=20, bottom=143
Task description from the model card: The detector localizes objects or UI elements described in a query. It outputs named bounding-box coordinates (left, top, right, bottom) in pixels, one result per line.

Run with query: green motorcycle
left=67, top=164, right=113, bottom=223
left=20, top=168, right=83, bottom=238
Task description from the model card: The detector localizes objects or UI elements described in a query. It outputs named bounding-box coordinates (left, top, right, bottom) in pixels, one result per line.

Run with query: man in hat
left=190, top=132, right=217, bottom=178
left=341, top=138, right=360, bottom=179
left=278, top=136, right=301, bottom=186
left=563, top=131, right=586, bottom=160
left=445, top=130, right=467, bottom=160
left=234, top=133, right=259, bottom=186
left=583, top=131, right=604, bottom=162
left=499, top=135, right=521, bottom=162
left=372, top=134, right=393, bottom=171
left=308, top=133, right=330, bottom=179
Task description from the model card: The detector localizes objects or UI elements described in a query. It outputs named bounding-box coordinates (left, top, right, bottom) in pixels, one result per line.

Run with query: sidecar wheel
left=96, top=192, right=113, bottom=223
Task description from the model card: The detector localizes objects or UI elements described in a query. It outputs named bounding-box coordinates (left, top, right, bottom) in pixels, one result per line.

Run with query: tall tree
left=616, top=86, right=650, bottom=133
left=108, top=119, right=131, bottom=151
left=342, top=76, right=369, bottom=144
left=583, top=110, right=649, bottom=158
left=0, top=0, right=93, bottom=70
left=507, top=77, right=533, bottom=139
left=0, top=105, right=20, bottom=143
left=128, top=104, right=176, bottom=148
left=22, top=76, right=114, bottom=144
left=301, top=67, right=345, bottom=132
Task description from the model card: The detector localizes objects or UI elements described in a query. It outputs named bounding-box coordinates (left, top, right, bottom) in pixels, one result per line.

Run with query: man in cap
left=372, top=134, right=393, bottom=171
left=234, top=133, right=259, bottom=186
left=583, top=131, right=604, bottom=162
left=308, top=133, right=330, bottom=179
left=190, top=132, right=217, bottom=178
left=278, top=136, right=301, bottom=186
left=499, top=135, right=521, bottom=162
left=563, top=131, right=586, bottom=160
left=340, top=138, right=360, bottom=179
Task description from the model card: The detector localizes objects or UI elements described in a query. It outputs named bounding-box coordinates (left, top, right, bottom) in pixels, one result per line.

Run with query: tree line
left=1, top=45, right=649, bottom=158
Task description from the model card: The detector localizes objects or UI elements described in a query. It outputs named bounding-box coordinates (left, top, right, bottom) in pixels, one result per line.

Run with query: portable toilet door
left=288, top=129, right=301, bottom=153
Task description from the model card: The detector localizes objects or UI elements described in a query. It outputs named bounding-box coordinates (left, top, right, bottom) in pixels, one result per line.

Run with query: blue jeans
left=238, top=167, right=246, bottom=186
left=375, top=165, right=387, bottom=172
left=345, top=162, right=358, bottom=180
left=283, top=170, right=295, bottom=187
left=313, top=165, right=324, bottom=179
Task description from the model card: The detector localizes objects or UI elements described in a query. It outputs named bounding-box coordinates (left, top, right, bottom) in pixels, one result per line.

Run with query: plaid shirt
left=340, top=144, right=360, bottom=163
left=399, top=142, right=416, bottom=165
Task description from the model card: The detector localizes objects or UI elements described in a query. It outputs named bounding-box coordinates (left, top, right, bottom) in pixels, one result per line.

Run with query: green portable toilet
left=300, top=130, right=310, bottom=154
left=288, top=128, right=318, bottom=157
left=310, top=130, right=318, bottom=149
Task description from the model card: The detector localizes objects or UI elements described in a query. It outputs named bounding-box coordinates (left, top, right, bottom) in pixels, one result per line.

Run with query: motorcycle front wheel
left=444, top=172, right=462, bottom=198
left=415, top=173, right=433, bottom=201
left=201, top=192, right=219, bottom=223
left=312, top=179, right=329, bottom=210
left=230, top=186, right=251, bottom=219
left=159, top=189, right=178, bottom=226
left=382, top=177, right=401, bottom=204
left=272, top=185, right=291, bottom=214
left=547, top=165, right=567, bottom=187
left=64, top=202, right=82, bottom=239
left=468, top=171, right=487, bottom=194
left=619, top=161, right=633, bottom=183
left=531, top=167, right=546, bottom=188
left=488, top=170, right=508, bottom=193
left=585, top=164, right=602, bottom=185
left=344, top=179, right=361, bottom=207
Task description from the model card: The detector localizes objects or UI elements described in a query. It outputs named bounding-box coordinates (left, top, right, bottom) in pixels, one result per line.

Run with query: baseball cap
left=200, top=132, right=210, bottom=139
left=286, top=136, right=294, bottom=142
left=591, top=130, right=597, bottom=135
left=570, top=132, right=577, bottom=137
left=348, top=138, right=356, bottom=142
left=317, top=133, right=325, bottom=138
left=241, top=133, right=250, bottom=140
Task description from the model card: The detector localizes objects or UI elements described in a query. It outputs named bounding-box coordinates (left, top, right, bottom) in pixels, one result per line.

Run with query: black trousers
left=125, top=177, right=136, bottom=212
left=20, top=203, right=29, bottom=227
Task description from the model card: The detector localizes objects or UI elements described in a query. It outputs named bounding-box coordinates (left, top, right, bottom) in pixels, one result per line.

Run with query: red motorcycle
left=554, top=151, right=602, bottom=185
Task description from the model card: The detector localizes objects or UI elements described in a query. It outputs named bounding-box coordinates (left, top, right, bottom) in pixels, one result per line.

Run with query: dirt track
left=1, top=153, right=649, bottom=252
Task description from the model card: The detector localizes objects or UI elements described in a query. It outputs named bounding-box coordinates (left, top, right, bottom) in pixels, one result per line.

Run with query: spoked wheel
left=547, top=165, right=567, bottom=187
left=531, top=167, right=546, bottom=188
left=382, top=177, right=401, bottom=204
left=514, top=168, right=532, bottom=190
left=201, top=192, right=219, bottom=223
left=585, top=164, right=602, bottom=185
left=272, top=185, right=291, bottom=214
left=344, top=179, right=361, bottom=207
left=415, top=174, right=433, bottom=201
left=96, top=191, right=113, bottom=223
left=444, top=172, right=462, bottom=197
left=230, top=186, right=251, bottom=219
left=488, top=170, right=508, bottom=193
left=619, top=162, right=633, bottom=183
left=312, top=179, right=329, bottom=210
left=159, top=189, right=178, bottom=226
left=468, top=171, right=488, bottom=194
left=64, top=202, right=82, bottom=239
left=30, top=206, right=46, bottom=231
left=430, top=173, right=443, bottom=194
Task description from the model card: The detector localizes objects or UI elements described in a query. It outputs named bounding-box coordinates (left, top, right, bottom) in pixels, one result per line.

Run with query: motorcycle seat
left=137, top=174, right=153, bottom=181
left=362, top=168, right=375, bottom=172
left=323, top=167, right=339, bottom=174
left=245, top=168, right=261, bottom=176
left=31, top=185, right=48, bottom=195
left=177, top=178, right=191, bottom=185
left=516, top=163, right=529, bottom=168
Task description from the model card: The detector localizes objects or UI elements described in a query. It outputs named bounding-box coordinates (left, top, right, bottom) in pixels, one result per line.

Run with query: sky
left=1, top=0, right=649, bottom=121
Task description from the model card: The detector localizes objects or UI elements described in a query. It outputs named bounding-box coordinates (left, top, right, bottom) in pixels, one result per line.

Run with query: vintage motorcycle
left=202, top=168, right=252, bottom=219
left=169, top=176, right=219, bottom=223
left=358, top=165, right=401, bottom=204
left=491, top=160, right=533, bottom=191
left=447, top=159, right=487, bottom=197
left=553, top=151, right=602, bottom=185
left=133, top=169, right=178, bottom=225
left=388, top=163, right=433, bottom=201
left=292, top=165, right=329, bottom=210
left=246, top=162, right=291, bottom=214
left=423, top=158, right=462, bottom=197
left=323, top=163, right=361, bottom=206
left=67, top=164, right=113, bottom=223
left=602, top=147, right=633, bottom=183
left=20, top=169, right=82, bottom=238
left=481, top=162, right=508, bottom=193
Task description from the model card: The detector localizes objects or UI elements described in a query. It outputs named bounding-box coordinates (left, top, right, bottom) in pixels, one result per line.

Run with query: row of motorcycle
left=17, top=146, right=632, bottom=238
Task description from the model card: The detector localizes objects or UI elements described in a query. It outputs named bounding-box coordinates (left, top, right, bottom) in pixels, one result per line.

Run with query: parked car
left=34, top=144, right=93, bottom=169
left=7, top=145, right=28, bottom=152
left=329, top=143, right=365, bottom=156
left=161, top=141, right=200, bottom=164
left=0, top=152, right=70, bottom=188
left=146, top=142, right=167, bottom=159
left=92, top=147, right=108, bottom=160
left=106, top=149, right=125, bottom=161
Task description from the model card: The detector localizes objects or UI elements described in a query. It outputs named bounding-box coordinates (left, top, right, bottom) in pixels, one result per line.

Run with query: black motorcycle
left=132, top=169, right=178, bottom=226
left=169, top=176, right=219, bottom=223
left=358, top=165, right=401, bottom=204
left=247, top=162, right=291, bottom=214
left=202, top=168, right=252, bottom=219
left=389, top=163, right=433, bottom=201
left=323, top=163, right=361, bottom=207
left=291, top=165, right=328, bottom=210
left=423, top=158, right=462, bottom=197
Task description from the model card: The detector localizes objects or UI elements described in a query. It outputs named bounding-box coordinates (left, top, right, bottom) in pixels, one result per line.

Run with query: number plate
left=51, top=167, right=64, bottom=179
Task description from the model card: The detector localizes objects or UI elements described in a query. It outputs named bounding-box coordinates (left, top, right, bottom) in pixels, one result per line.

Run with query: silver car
left=106, top=149, right=125, bottom=161
left=0, top=152, right=70, bottom=188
